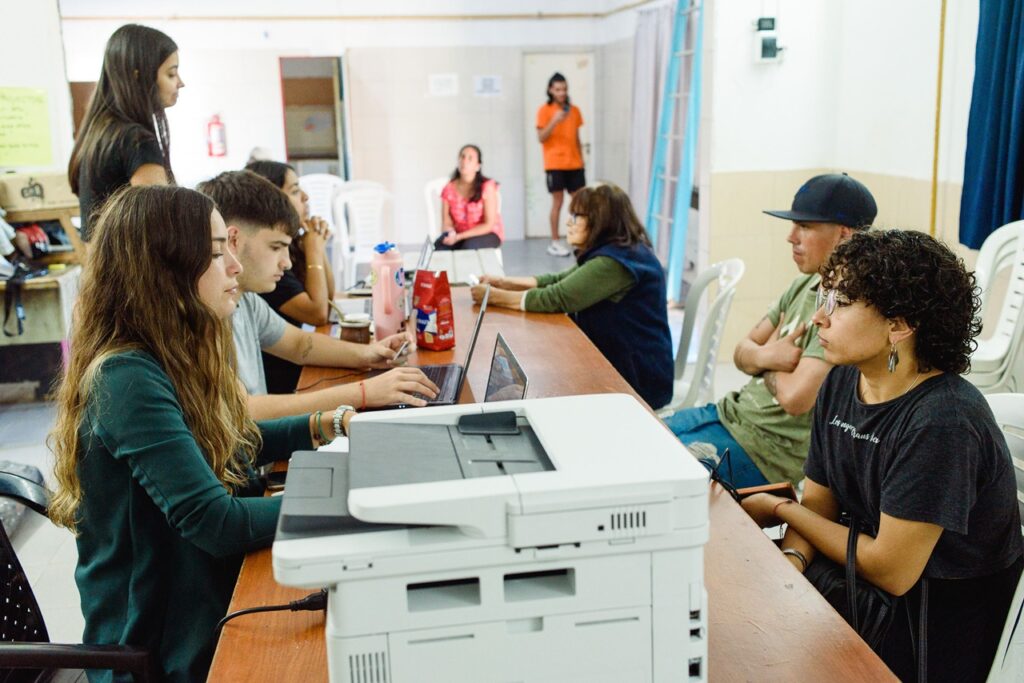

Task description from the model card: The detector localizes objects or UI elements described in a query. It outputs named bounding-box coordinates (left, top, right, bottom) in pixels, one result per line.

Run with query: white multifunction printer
left=272, top=393, right=710, bottom=683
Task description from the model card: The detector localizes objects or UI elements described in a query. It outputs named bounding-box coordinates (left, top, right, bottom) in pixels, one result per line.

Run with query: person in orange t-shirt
left=536, top=72, right=585, bottom=257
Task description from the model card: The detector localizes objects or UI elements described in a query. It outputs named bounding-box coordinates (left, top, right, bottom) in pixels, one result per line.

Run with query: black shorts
left=546, top=168, right=586, bottom=194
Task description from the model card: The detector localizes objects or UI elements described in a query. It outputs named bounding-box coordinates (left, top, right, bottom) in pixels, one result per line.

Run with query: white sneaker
left=546, top=241, right=571, bottom=257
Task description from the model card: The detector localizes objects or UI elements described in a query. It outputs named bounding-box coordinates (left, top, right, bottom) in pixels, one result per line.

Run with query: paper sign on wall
left=474, top=76, right=502, bottom=97
left=0, top=88, right=52, bottom=167
left=428, top=73, right=459, bottom=97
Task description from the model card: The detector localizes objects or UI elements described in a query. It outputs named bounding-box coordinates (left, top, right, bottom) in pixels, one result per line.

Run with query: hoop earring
left=887, top=342, right=899, bottom=373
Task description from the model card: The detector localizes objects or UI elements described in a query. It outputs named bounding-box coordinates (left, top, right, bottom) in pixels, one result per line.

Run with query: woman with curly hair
left=69, top=24, right=183, bottom=241
left=49, top=185, right=350, bottom=682
left=741, top=230, right=1023, bottom=682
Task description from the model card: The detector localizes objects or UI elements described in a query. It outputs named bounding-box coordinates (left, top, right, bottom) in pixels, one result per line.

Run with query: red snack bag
left=413, top=270, right=455, bottom=350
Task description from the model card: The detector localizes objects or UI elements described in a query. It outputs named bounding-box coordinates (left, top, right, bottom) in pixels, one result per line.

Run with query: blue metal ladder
left=644, top=0, right=705, bottom=303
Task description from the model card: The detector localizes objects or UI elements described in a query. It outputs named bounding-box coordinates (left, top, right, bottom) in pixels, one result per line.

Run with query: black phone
left=264, top=470, right=288, bottom=491
left=562, top=103, right=570, bottom=113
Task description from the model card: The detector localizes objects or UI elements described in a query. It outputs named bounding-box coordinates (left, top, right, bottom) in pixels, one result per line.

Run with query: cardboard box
left=0, top=172, right=77, bottom=211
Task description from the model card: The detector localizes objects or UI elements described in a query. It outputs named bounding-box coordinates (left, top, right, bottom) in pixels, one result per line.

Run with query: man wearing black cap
left=664, top=173, right=877, bottom=486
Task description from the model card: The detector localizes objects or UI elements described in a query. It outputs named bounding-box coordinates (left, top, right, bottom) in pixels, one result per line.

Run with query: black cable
left=707, top=447, right=742, bottom=502
left=214, top=589, right=327, bottom=639
left=294, top=369, right=372, bottom=393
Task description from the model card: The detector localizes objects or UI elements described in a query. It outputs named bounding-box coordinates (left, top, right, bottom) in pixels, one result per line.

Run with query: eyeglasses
left=815, top=287, right=849, bottom=316
left=568, top=213, right=585, bottom=226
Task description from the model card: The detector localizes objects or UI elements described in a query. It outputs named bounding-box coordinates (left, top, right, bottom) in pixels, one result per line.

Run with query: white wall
left=710, top=0, right=977, bottom=185
left=60, top=3, right=653, bottom=240
left=1, top=1, right=74, bottom=173
left=709, top=1, right=841, bottom=173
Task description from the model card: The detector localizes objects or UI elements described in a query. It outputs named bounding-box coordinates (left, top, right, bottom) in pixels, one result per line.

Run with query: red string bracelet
left=359, top=381, right=366, bottom=411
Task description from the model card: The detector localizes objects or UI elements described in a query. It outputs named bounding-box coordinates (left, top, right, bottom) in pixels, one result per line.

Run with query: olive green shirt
left=524, top=256, right=634, bottom=313
left=74, top=351, right=312, bottom=682
left=716, top=274, right=827, bottom=484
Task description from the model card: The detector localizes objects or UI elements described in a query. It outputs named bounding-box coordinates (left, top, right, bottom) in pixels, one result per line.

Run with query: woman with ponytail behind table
left=68, top=24, right=183, bottom=241
left=48, top=185, right=351, bottom=682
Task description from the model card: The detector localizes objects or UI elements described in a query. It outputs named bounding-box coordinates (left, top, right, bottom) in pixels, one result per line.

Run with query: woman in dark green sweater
left=471, top=183, right=673, bottom=408
left=48, top=185, right=353, bottom=682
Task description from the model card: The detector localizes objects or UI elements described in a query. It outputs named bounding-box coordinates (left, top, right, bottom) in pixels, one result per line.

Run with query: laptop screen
left=415, top=236, right=433, bottom=270
left=485, top=333, right=528, bottom=402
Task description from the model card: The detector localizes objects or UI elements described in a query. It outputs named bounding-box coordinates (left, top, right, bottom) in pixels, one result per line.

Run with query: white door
left=523, top=52, right=595, bottom=239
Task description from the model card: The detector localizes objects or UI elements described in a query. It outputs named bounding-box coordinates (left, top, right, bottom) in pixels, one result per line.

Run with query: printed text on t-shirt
left=828, top=415, right=881, bottom=444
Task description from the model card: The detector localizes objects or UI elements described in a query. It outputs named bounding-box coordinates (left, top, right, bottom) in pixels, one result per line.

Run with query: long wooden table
left=208, top=289, right=895, bottom=681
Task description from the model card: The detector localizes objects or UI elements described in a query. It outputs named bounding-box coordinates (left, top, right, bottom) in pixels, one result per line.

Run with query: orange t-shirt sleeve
left=573, top=107, right=584, bottom=127
left=536, top=104, right=552, bottom=129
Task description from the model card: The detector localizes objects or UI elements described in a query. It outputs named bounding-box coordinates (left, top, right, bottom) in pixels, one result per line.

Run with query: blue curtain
left=961, top=0, right=1024, bottom=249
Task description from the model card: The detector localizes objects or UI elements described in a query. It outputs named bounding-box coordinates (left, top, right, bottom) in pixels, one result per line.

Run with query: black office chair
left=0, top=471, right=157, bottom=682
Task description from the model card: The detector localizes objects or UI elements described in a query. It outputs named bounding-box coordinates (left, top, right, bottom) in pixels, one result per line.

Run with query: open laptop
left=404, top=286, right=489, bottom=406
left=484, top=333, right=529, bottom=402
left=403, top=236, right=434, bottom=284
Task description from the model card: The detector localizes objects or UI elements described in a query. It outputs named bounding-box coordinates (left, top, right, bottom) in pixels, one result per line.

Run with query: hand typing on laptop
left=361, top=367, right=440, bottom=408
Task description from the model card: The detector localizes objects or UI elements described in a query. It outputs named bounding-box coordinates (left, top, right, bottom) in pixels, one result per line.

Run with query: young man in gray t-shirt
left=199, top=171, right=438, bottom=420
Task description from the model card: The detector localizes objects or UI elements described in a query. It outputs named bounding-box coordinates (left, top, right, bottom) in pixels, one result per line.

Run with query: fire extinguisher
left=207, top=114, right=227, bottom=157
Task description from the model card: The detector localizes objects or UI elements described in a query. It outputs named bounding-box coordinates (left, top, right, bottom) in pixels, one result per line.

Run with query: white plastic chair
left=968, top=221, right=1024, bottom=392
left=983, top=393, right=1024, bottom=681
left=424, top=176, right=449, bottom=240
left=657, top=258, right=745, bottom=414
left=333, top=180, right=386, bottom=289
left=297, top=173, right=346, bottom=235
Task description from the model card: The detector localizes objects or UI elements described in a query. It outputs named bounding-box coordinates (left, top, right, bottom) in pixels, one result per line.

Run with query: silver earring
left=887, top=343, right=899, bottom=373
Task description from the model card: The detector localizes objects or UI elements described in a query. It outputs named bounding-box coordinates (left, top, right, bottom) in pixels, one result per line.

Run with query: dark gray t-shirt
left=805, top=365, right=1022, bottom=580
left=77, top=124, right=165, bottom=241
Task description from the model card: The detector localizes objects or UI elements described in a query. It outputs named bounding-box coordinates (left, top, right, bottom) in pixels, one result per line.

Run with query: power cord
left=214, top=589, right=327, bottom=639
left=294, top=369, right=372, bottom=393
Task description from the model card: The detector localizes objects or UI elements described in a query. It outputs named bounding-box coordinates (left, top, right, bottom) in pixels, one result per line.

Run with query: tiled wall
left=709, top=170, right=968, bottom=352
left=347, top=47, right=528, bottom=243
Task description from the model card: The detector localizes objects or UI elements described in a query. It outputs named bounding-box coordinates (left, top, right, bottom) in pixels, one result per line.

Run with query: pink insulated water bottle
left=370, top=242, right=405, bottom=340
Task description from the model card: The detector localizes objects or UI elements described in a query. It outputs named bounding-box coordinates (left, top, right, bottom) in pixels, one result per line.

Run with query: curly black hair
left=820, top=229, right=982, bottom=374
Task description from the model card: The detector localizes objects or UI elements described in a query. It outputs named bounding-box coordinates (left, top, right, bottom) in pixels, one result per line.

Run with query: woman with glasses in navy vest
left=472, top=183, right=672, bottom=408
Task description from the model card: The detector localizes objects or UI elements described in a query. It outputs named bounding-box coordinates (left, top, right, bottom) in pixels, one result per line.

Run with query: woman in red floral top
left=437, top=144, right=505, bottom=250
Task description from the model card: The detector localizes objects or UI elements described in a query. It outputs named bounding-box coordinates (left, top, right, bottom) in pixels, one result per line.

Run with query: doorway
left=522, top=52, right=595, bottom=239
left=278, top=57, right=349, bottom=179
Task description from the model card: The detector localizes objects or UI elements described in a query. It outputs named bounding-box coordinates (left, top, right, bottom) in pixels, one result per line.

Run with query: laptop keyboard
left=417, top=365, right=460, bottom=403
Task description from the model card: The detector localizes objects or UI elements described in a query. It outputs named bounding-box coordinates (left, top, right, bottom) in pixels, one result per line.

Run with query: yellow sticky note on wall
left=0, top=88, right=53, bottom=167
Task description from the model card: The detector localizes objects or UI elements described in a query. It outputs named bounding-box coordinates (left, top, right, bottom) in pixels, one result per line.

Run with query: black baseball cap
left=763, top=173, right=877, bottom=229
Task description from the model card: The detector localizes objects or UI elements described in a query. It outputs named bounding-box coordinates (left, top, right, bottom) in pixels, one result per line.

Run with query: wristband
left=772, top=498, right=794, bottom=519
left=314, top=410, right=329, bottom=444
left=359, top=381, right=367, bottom=411
left=782, top=548, right=808, bottom=571
left=333, top=404, right=355, bottom=438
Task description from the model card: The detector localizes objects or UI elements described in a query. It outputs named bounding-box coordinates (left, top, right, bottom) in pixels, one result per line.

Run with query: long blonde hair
left=49, top=185, right=260, bottom=531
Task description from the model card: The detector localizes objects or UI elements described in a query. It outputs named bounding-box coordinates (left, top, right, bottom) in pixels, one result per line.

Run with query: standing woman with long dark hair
left=68, top=24, right=183, bottom=241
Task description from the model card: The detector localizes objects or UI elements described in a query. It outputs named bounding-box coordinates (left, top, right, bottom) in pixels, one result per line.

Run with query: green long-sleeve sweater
left=73, top=351, right=312, bottom=683
left=524, top=256, right=635, bottom=313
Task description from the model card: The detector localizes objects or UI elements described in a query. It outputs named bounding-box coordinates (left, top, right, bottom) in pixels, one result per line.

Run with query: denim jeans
left=663, top=403, right=769, bottom=488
